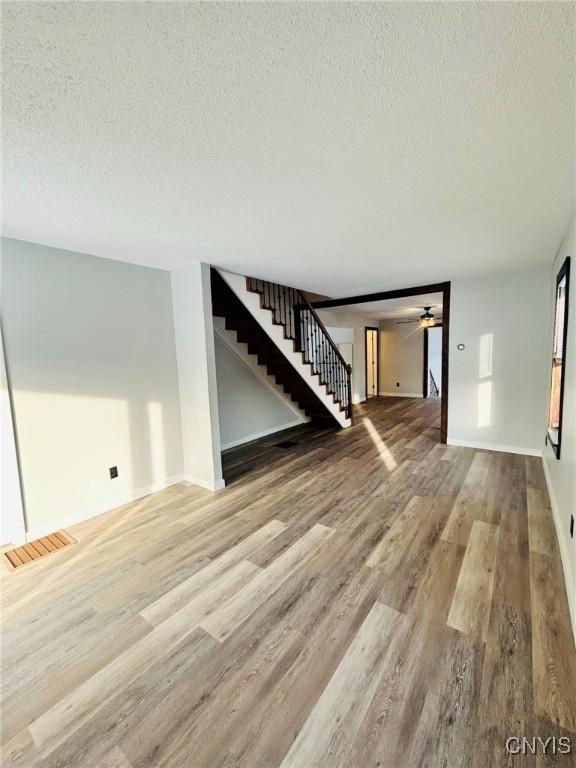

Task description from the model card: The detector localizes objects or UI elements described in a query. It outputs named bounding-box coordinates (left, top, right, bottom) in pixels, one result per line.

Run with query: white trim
left=184, top=474, right=226, bottom=492
left=379, top=392, right=424, bottom=398
left=542, top=458, right=576, bottom=644
left=447, top=438, right=542, bottom=457
left=221, top=421, right=306, bottom=451
left=25, top=474, right=187, bottom=541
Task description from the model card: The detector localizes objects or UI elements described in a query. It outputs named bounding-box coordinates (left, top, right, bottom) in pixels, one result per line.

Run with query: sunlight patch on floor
left=362, top=416, right=397, bottom=470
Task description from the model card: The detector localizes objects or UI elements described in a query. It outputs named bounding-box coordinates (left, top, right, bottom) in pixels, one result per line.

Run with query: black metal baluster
left=278, top=284, right=281, bottom=324
left=321, top=332, right=324, bottom=382
left=278, top=285, right=282, bottom=325
left=335, top=348, right=338, bottom=397
left=331, top=347, right=335, bottom=395
left=277, top=285, right=282, bottom=323
left=321, top=329, right=324, bottom=380
left=313, top=321, right=317, bottom=374
left=306, top=311, right=311, bottom=364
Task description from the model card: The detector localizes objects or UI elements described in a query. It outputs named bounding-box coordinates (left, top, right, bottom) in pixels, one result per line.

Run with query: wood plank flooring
left=1, top=397, right=575, bottom=767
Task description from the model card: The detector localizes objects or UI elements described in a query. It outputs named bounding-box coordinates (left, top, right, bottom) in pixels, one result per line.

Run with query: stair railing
left=429, top=370, right=439, bottom=398
left=247, top=277, right=353, bottom=420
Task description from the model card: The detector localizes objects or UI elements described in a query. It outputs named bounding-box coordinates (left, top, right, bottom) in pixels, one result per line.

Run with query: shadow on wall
left=10, top=385, right=180, bottom=534
left=1, top=237, right=184, bottom=536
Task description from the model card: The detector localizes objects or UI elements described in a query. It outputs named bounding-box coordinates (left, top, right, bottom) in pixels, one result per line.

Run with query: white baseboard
left=379, top=392, right=423, bottom=398
left=220, top=419, right=309, bottom=451
left=542, top=458, right=576, bottom=644
left=447, top=438, right=542, bottom=457
left=25, top=474, right=187, bottom=541
left=184, top=474, right=226, bottom=492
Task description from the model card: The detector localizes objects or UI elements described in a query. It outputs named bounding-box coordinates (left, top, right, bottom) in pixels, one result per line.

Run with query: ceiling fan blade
left=395, top=316, right=444, bottom=325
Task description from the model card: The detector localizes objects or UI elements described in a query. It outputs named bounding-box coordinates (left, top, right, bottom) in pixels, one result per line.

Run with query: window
left=547, top=256, right=570, bottom=458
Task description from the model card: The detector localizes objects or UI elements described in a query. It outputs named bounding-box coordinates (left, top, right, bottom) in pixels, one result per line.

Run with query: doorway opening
left=313, top=281, right=450, bottom=443
left=365, top=327, right=379, bottom=399
left=423, top=325, right=443, bottom=398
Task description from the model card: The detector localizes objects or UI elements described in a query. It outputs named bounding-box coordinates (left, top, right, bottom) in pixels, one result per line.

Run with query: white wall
left=448, top=266, right=550, bottom=454
left=171, top=263, right=224, bottom=491
left=379, top=319, right=424, bottom=397
left=542, top=214, right=575, bottom=634
left=317, top=309, right=380, bottom=404
left=1, top=325, right=26, bottom=546
left=326, top=327, right=354, bottom=345
left=214, top=333, right=306, bottom=449
left=1, top=237, right=184, bottom=537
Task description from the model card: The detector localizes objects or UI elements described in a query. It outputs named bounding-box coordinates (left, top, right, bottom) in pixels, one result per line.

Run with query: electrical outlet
left=570, top=515, right=574, bottom=539
left=396, top=382, right=400, bottom=387
left=109, top=466, right=118, bottom=479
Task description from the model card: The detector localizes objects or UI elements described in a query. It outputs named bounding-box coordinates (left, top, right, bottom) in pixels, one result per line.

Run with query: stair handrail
left=246, top=276, right=353, bottom=420
left=299, top=298, right=352, bottom=372
left=296, top=296, right=353, bottom=420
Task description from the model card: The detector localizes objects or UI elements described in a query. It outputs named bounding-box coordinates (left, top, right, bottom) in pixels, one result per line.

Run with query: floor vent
left=3, top=532, right=75, bottom=570
left=275, top=440, right=298, bottom=449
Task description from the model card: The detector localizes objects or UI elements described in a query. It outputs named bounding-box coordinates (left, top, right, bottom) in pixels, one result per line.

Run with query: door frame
left=422, top=323, right=443, bottom=398
left=313, top=281, right=451, bottom=443
left=364, top=326, right=379, bottom=400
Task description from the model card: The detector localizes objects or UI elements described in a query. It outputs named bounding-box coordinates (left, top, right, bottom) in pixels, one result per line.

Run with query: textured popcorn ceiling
left=2, top=2, right=574, bottom=295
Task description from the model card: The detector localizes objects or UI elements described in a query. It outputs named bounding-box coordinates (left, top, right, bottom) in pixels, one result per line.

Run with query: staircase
left=211, top=269, right=352, bottom=428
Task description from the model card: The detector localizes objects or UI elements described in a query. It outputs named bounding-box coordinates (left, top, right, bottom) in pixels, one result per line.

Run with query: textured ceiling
left=2, top=2, right=574, bottom=295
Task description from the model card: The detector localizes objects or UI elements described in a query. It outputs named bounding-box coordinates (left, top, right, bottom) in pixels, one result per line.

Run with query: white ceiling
left=2, top=3, right=574, bottom=296
left=325, top=293, right=443, bottom=321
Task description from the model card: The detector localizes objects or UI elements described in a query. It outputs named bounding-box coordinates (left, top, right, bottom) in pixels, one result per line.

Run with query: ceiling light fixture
left=420, top=307, right=436, bottom=327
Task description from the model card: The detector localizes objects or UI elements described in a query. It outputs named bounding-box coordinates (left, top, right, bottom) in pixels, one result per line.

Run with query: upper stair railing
left=247, top=277, right=352, bottom=420
left=429, top=370, right=439, bottom=398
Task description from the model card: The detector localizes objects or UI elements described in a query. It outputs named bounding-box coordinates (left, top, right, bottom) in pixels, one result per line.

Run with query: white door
left=366, top=329, right=378, bottom=397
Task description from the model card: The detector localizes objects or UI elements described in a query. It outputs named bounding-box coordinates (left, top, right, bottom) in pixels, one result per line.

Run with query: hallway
left=222, top=395, right=440, bottom=483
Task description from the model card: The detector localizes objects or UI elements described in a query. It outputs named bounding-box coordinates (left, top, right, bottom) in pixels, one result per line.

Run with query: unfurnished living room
left=1, top=2, right=575, bottom=767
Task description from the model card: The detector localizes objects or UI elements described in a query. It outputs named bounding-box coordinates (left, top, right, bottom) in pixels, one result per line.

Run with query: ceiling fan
left=396, top=306, right=441, bottom=326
